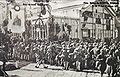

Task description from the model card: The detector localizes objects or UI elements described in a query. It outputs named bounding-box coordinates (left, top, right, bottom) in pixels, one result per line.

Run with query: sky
left=50, top=0, right=95, bottom=9
left=0, top=0, right=95, bottom=9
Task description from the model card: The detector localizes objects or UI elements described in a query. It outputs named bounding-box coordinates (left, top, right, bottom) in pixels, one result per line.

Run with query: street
left=7, top=63, right=108, bottom=77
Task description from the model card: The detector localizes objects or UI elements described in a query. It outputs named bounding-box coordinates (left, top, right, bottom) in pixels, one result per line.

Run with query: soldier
left=96, top=50, right=107, bottom=77
left=35, top=45, right=48, bottom=68
left=106, top=52, right=118, bottom=77
left=25, top=45, right=30, bottom=61
left=61, top=44, right=69, bottom=70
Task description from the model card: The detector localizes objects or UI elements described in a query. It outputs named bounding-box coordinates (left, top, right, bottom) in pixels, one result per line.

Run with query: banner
left=8, top=7, right=25, bottom=33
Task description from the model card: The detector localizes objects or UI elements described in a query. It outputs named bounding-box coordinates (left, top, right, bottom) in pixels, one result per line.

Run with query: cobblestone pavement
left=7, top=63, right=108, bottom=77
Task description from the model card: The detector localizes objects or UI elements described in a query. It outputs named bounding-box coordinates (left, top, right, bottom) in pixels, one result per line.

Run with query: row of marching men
left=32, top=40, right=120, bottom=77
left=9, top=39, right=120, bottom=77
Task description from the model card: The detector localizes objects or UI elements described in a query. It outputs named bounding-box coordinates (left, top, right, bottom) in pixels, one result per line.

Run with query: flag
left=82, top=12, right=88, bottom=21
left=82, top=11, right=93, bottom=18
left=96, top=18, right=101, bottom=24
left=106, top=19, right=111, bottom=30
left=82, top=11, right=93, bottom=22
left=105, top=14, right=111, bottom=19
left=84, top=15, right=88, bottom=21
left=82, top=23, right=86, bottom=28
left=41, top=5, right=46, bottom=15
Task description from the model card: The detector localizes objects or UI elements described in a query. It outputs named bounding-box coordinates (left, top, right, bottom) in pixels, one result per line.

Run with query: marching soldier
left=96, top=50, right=107, bottom=77
left=35, top=45, right=48, bottom=68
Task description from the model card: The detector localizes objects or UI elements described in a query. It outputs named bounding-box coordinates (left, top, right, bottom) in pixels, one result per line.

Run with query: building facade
left=0, top=0, right=117, bottom=42
left=52, top=2, right=117, bottom=41
left=52, top=4, right=84, bottom=40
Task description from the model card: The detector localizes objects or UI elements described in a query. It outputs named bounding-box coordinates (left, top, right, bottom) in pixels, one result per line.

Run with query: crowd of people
left=4, top=37, right=119, bottom=77
left=1, top=27, right=120, bottom=77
